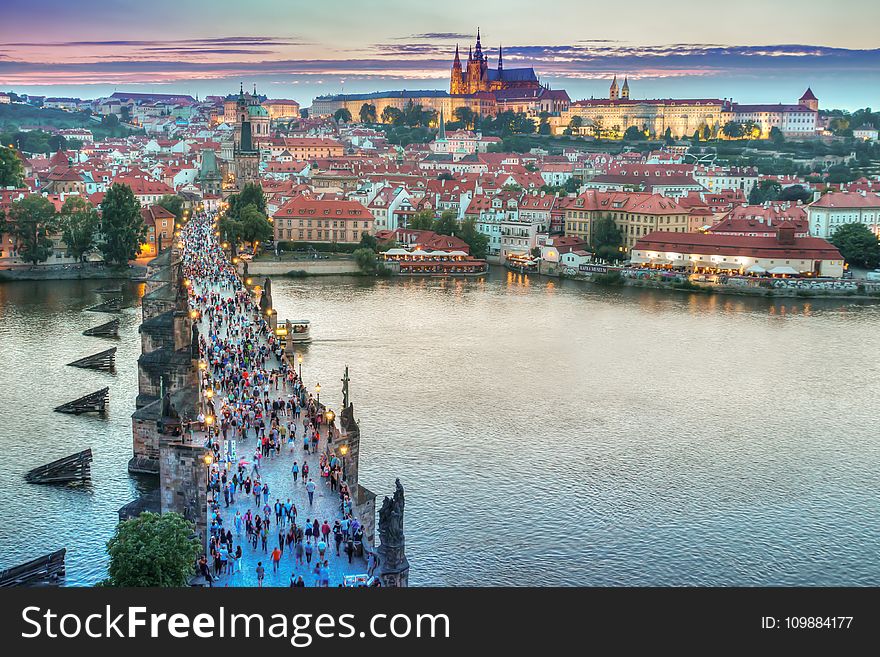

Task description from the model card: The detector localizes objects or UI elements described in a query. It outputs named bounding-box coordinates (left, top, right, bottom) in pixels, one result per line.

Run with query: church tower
left=450, top=44, right=465, bottom=94
left=609, top=76, right=619, bottom=100
left=621, top=76, right=630, bottom=99
left=799, top=87, right=818, bottom=112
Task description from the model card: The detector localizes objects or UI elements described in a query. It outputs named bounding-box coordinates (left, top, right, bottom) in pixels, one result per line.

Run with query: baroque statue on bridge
left=378, top=478, right=406, bottom=547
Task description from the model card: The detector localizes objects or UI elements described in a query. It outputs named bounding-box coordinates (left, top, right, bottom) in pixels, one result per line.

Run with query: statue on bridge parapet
left=377, top=478, right=409, bottom=587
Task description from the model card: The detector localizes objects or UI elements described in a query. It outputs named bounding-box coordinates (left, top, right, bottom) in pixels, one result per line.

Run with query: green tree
left=238, top=203, right=273, bottom=248
left=99, top=183, right=146, bottom=265
left=458, top=217, right=489, bottom=260
left=433, top=209, right=459, bottom=236
left=359, top=103, right=377, bottom=124
left=564, top=115, right=583, bottom=136
left=157, top=194, right=185, bottom=223
left=59, top=196, right=98, bottom=262
left=48, top=134, right=67, bottom=152
left=358, top=231, right=379, bottom=251
left=409, top=209, right=436, bottom=230
left=104, top=512, right=201, bottom=587
left=381, top=106, right=404, bottom=125
left=227, top=183, right=266, bottom=219
left=218, top=215, right=243, bottom=250
left=353, top=247, right=378, bottom=273
left=590, top=214, right=624, bottom=261
left=663, top=127, right=674, bottom=145
left=8, top=195, right=57, bottom=264
left=623, top=126, right=643, bottom=141
left=769, top=126, right=785, bottom=145
left=334, top=108, right=352, bottom=123
left=722, top=121, right=744, bottom=139
left=830, top=223, right=880, bottom=269
left=453, top=106, right=475, bottom=129
left=0, top=146, right=25, bottom=187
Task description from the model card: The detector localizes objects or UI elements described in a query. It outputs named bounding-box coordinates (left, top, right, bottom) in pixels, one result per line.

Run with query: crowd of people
left=182, top=214, right=377, bottom=587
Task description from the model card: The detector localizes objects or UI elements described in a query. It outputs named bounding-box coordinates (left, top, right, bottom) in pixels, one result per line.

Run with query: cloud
left=403, top=33, right=472, bottom=40
left=1, top=41, right=878, bottom=88
left=1, top=36, right=303, bottom=48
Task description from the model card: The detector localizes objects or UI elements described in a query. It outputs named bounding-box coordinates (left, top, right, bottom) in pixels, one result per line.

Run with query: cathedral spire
left=474, top=27, right=483, bottom=58
left=498, top=44, right=503, bottom=71
left=453, top=43, right=461, bottom=66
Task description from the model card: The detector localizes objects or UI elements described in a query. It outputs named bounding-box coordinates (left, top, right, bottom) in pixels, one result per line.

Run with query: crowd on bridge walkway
left=180, top=214, right=379, bottom=587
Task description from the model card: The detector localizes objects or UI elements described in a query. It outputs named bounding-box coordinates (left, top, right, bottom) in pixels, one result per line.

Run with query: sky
left=1, top=0, right=879, bottom=110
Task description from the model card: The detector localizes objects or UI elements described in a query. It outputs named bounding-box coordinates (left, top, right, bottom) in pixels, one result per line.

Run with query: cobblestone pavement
left=195, top=279, right=368, bottom=588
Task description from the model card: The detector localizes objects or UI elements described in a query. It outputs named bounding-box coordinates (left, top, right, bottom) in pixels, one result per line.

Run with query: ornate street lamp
left=297, top=353, right=303, bottom=378
left=315, top=382, right=321, bottom=406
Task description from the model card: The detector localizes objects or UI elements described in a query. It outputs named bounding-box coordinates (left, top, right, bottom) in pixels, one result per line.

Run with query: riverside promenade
left=182, top=217, right=370, bottom=587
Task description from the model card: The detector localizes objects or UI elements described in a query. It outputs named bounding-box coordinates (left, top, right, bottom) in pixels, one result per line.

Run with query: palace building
left=559, top=78, right=818, bottom=140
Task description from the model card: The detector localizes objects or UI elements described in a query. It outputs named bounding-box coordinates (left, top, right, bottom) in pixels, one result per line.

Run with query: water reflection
left=1, top=271, right=878, bottom=586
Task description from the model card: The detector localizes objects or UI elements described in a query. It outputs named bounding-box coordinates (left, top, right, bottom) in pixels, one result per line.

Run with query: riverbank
left=0, top=264, right=146, bottom=282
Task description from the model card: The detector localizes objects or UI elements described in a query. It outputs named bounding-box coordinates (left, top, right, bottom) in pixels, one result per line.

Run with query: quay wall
left=246, top=259, right=360, bottom=276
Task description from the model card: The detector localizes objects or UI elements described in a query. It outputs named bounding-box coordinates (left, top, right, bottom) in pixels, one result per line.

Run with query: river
left=1, top=270, right=879, bottom=586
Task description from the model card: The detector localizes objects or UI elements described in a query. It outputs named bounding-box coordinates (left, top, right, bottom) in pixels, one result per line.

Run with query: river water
left=1, top=270, right=879, bottom=586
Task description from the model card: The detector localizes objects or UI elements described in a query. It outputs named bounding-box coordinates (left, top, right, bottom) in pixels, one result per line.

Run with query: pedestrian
left=256, top=561, right=265, bottom=587
left=291, top=461, right=299, bottom=482
left=271, top=546, right=282, bottom=573
left=304, top=541, right=313, bottom=565
left=306, top=478, right=316, bottom=506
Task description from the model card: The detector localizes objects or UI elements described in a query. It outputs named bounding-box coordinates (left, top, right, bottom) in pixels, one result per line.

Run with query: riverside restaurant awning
left=745, top=264, right=767, bottom=274
left=767, top=266, right=801, bottom=275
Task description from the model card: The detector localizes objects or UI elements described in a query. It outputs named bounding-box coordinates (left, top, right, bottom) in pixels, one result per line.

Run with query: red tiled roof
left=809, top=191, right=880, bottom=209
left=634, top=231, right=842, bottom=259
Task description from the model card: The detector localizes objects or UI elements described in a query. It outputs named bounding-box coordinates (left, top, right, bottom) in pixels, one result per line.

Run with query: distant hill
left=0, top=103, right=141, bottom=140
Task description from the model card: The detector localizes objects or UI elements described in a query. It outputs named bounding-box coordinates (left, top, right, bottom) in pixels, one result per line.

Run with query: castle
left=450, top=29, right=541, bottom=95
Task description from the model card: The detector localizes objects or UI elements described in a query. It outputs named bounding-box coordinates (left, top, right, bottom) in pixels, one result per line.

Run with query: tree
left=433, top=209, right=459, bottom=236
left=381, top=106, right=404, bottom=125
left=238, top=203, right=273, bottom=248
left=779, top=184, right=812, bottom=204
left=218, top=215, right=243, bottom=249
left=7, top=195, right=57, bottom=264
left=104, top=512, right=201, bottom=587
left=358, top=231, right=379, bottom=252
left=591, top=119, right=604, bottom=140
left=0, top=147, right=25, bottom=187
left=359, top=103, right=377, bottom=124
left=409, top=209, right=436, bottom=230
left=623, top=126, right=643, bottom=141
left=453, top=106, right=475, bottom=129
left=564, top=115, right=583, bottom=136
left=353, top=247, right=378, bottom=273
left=334, top=108, right=352, bottom=123
left=99, top=183, right=146, bottom=265
left=590, top=214, right=623, bottom=261
left=157, top=194, right=185, bottom=223
left=722, top=121, right=744, bottom=139
left=48, top=134, right=67, bottom=152
left=59, top=196, right=99, bottom=262
left=437, top=171, right=453, bottom=181
left=769, top=126, right=785, bottom=145
left=227, top=183, right=266, bottom=219
left=458, top=217, right=489, bottom=260
left=664, top=127, right=674, bottom=145
left=830, top=223, right=880, bottom=269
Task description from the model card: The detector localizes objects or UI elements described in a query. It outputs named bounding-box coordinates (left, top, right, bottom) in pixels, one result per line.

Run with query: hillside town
left=2, top=34, right=880, bottom=293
